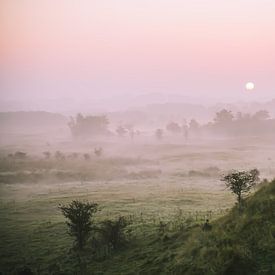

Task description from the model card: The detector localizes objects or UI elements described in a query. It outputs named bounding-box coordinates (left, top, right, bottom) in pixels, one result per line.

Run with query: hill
left=0, top=179, right=274, bottom=274
left=92, top=180, right=275, bottom=274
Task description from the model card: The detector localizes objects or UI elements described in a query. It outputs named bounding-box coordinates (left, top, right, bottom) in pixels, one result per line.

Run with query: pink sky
left=0, top=0, right=275, bottom=102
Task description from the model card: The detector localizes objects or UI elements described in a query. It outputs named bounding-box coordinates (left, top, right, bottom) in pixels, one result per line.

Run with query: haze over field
left=0, top=1, right=275, bottom=274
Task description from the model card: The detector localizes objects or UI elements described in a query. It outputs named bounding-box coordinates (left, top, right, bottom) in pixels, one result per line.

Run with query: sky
left=0, top=0, right=275, bottom=105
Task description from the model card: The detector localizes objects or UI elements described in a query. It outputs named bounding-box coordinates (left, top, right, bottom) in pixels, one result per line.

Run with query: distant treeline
left=67, top=109, right=275, bottom=138
left=1, top=109, right=274, bottom=138
left=203, top=109, right=275, bottom=137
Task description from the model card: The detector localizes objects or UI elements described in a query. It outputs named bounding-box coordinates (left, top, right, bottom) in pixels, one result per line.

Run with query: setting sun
left=246, top=82, right=255, bottom=91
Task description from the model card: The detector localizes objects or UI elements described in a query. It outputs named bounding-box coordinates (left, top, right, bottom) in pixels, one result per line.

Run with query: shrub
left=100, top=216, right=131, bottom=250
left=59, top=200, right=98, bottom=250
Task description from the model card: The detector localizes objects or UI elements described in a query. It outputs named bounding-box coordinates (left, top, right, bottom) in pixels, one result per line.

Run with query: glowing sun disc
left=245, top=82, right=255, bottom=91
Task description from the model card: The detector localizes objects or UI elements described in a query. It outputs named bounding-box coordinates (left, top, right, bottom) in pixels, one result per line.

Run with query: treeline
left=68, top=109, right=275, bottom=139
left=162, top=109, right=275, bottom=138
left=204, top=109, right=275, bottom=137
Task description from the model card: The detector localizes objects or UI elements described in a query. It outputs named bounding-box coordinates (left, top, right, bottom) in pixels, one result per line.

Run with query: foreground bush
left=100, top=216, right=131, bottom=250
left=59, top=200, right=98, bottom=251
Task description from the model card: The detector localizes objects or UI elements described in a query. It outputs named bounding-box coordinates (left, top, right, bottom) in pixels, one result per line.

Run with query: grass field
left=0, top=136, right=275, bottom=274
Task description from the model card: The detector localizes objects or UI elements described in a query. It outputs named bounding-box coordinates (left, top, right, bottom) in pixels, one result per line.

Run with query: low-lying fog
left=1, top=98, right=275, bottom=208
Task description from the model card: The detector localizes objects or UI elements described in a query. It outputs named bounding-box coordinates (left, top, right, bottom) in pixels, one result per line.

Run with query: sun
left=245, top=82, right=255, bottom=91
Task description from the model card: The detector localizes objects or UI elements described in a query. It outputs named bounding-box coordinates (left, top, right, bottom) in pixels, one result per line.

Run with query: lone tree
left=221, top=169, right=259, bottom=211
left=59, top=200, right=98, bottom=250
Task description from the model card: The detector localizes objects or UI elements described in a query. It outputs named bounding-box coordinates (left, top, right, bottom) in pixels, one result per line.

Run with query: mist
left=1, top=1, right=275, bottom=274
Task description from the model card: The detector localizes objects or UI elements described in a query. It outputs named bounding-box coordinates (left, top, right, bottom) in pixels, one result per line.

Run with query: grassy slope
left=0, top=180, right=274, bottom=274
left=170, top=180, right=275, bottom=275
left=92, top=180, right=275, bottom=275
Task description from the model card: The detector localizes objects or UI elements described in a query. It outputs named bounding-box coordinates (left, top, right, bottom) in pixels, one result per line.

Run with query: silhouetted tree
left=189, top=119, right=199, bottom=131
left=166, top=122, right=181, bottom=134
left=155, top=129, right=163, bottom=140
left=94, top=147, right=103, bottom=157
left=221, top=169, right=259, bottom=211
left=55, top=151, right=65, bottom=161
left=214, top=109, right=234, bottom=125
left=43, top=151, right=51, bottom=159
left=252, top=110, right=270, bottom=120
left=68, top=152, right=79, bottom=160
left=59, top=200, right=98, bottom=250
left=68, top=113, right=109, bottom=138
left=189, top=119, right=199, bottom=136
left=83, top=153, right=90, bottom=161
left=116, top=126, right=127, bottom=137
left=14, top=151, right=27, bottom=159
left=129, top=130, right=135, bottom=140
left=182, top=125, right=189, bottom=141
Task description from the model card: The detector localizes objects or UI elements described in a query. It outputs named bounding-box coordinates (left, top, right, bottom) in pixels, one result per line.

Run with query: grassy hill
left=170, top=180, right=275, bottom=275
left=1, top=180, right=274, bottom=274
left=91, top=180, right=275, bottom=275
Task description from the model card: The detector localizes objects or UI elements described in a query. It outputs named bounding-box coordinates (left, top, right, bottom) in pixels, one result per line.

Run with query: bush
left=100, top=216, right=131, bottom=250
left=59, top=200, right=98, bottom=250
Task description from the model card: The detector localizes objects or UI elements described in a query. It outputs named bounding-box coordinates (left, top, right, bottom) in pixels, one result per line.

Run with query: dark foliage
left=100, top=216, right=131, bottom=250
left=16, top=266, right=34, bottom=275
left=68, top=113, right=109, bottom=138
left=59, top=200, right=98, bottom=250
left=166, top=122, right=181, bottom=134
left=222, top=169, right=260, bottom=211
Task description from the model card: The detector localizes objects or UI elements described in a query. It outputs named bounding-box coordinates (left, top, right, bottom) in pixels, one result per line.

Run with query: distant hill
left=2, top=95, right=274, bottom=118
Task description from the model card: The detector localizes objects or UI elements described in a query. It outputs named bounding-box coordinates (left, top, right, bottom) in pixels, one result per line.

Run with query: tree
left=189, top=119, right=199, bottom=131
left=59, top=200, right=98, bottom=250
left=252, top=110, right=270, bottom=120
left=68, top=113, right=109, bottom=138
left=14, top=151, right=27, bottom=159
left=166, top=122, right=181, bottom=134
left=94, top=147, right=103, bottom=157
left=189, top=119, right=199, bottom=136
left=83, top=153, right=90, bottom=161
left=55, top=150, right=65, bottom=161
left=155, top=129, right=163, bottom=140
left=221, top=169, right=259, bottom=211
left=43, top=151, right=51, bottom=159
left=214, top=109, right=234, bottom=125
left=116, top=126, right=127, bottom=137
